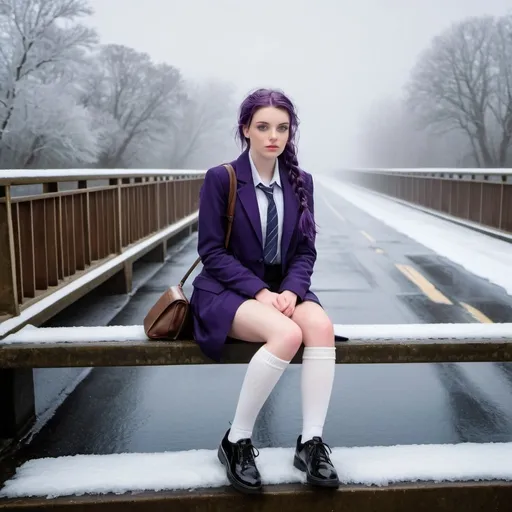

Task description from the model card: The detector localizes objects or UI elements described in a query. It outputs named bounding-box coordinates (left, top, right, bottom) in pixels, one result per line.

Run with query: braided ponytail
left=236, top=87, right=316, bottom=240
left=279, top=141, right=316, bottom=241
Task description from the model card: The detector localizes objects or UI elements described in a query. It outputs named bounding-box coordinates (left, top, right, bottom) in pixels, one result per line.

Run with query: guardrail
left=0, top=169, right=205, bottom=320
left=341, top=168, right=512, bottom=236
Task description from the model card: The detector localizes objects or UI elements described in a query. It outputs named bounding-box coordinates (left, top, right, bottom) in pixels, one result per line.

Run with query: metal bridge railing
left=0, top=169, right=205, bottom=319
left=341, top=168, right=512, bottom=235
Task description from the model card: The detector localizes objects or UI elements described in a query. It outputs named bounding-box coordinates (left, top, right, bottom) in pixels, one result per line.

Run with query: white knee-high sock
left=301, top=346, right=336, bottom=442
left=228, top=346, right=289, bottom=443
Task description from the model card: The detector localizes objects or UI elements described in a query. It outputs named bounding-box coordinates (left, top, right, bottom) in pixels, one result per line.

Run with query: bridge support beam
left=2, top=338, right=512, bottom=368
left=98, top=263, right=133, bottom=296
left=140, top=241, right=166, bottom=263
left=0, top=481, right=511, bottom=511
left=0, top=369, right=35, bottom=443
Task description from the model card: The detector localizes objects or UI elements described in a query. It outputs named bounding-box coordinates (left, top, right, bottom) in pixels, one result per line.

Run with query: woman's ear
left=242, top=124, right=250, bottom=139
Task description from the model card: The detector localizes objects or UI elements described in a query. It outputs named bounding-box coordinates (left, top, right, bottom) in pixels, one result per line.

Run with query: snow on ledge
left=3, top=322, right=512, bottom=345
left=0, top=213, right=198, bottom=339
left=1, top=442, right=512, bottom=499
left=335, top=323, right=512, bottom=341
left=0, top=168, right=206, bottom=183
left=340, top=167, right=512, bottom=176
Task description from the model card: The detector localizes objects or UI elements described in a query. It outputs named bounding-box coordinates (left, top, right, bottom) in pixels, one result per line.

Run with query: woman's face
left=243, top=106, right=290, bottom=160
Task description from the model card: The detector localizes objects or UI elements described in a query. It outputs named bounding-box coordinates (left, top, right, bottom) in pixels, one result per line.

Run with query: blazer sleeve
left=278, top=172, right=317, bottom=300
left=197, top=166, right=269, bottom=298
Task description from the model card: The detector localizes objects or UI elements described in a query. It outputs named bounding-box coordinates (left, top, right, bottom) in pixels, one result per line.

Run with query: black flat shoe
left=294, top=435, right=340, bottom=488
left=217, top=429, right=262, bottom=494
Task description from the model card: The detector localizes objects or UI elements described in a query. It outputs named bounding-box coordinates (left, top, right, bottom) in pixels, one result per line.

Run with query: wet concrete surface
left=409, top=254, right=512, bottom=323
left=17, top=180, right=512, bottom=458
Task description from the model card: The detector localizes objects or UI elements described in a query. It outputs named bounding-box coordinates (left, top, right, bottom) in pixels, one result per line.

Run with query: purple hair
left=236, top=88, right=316, bottom=241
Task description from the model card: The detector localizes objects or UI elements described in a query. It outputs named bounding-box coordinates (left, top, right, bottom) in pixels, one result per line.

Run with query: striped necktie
left=257, top=183, right=279, bottom=264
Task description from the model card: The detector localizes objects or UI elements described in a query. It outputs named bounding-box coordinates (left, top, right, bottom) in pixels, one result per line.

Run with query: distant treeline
left=359, top=13, right=512, bottom=169
left=0, top=0, right=237, bottom=171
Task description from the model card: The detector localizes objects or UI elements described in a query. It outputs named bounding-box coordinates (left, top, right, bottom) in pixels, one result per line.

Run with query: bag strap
left=178, top=164, right=236, bottom=287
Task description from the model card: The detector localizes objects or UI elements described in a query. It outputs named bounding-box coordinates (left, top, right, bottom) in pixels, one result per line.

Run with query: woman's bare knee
left=268, top=321, right=302, bottom=360
left=228, top=300, right=302, bottom=360
left=292, top=302, right=335, bottom=347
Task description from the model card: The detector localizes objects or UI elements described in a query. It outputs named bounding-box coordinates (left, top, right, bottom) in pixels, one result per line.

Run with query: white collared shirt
left=249, top=151, right=284, bottom=264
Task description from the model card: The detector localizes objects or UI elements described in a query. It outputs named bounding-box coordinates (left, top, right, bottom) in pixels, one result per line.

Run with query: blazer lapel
left=280, top=165, right=298, bottom=263
left=233, top=150, right=299, bottom=257
left=234, top=150, right=263, bottom=246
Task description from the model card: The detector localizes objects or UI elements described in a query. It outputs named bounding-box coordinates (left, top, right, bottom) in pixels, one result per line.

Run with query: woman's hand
left=275, top=290, right=298, bottom=317
left=255, top=288, right=280, bottom=308
left=255, top=289, right=298, bottom=317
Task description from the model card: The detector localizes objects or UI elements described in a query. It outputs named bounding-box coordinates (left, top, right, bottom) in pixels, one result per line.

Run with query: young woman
left=190, top=88, right=338, bottom=493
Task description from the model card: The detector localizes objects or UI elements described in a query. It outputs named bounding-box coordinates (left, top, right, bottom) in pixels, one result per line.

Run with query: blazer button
left=258, top=258, right=263, bottom=263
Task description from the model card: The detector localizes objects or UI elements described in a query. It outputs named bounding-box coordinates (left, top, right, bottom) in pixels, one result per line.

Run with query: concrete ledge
left=1, top=481, right=511, bottom=511
left=1, top=338, right=512, bottom=368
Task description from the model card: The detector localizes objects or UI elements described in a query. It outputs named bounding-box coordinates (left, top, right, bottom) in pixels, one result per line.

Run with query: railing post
left=109, top=178, right=122, bottom=253
left=0, top=185, right=19, bottom=317
left=155, top=177, right=161, bottom=231
left=479, top=182, right=484, bottom=224
left=499, top=178, right=504, bottom=230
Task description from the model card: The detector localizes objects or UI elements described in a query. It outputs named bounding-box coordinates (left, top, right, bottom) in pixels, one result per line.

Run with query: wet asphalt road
left=26, top=179, right=512, bottom=457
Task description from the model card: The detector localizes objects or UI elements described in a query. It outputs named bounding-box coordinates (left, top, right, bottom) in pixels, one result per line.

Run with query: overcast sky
left=86, top=0, right=509, bottom=171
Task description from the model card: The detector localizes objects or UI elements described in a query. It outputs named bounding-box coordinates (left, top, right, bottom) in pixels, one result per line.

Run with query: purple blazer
left=189, top=149, right=320, bottom=361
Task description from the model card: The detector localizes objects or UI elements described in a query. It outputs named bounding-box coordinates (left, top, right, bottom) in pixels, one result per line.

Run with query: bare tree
left=491, top=15, right=512, bottom=166
left=356, top=95, right=471, bottom=168
left=405, top=15, right=512, bottom=168
left=166, top=79, right=237, bottom=169
left=0, top=1, right=238, bottom=170
left=86, top=44, right=184, bottom=168
left=0, top=0, right=97, bottom=153
left=2, top=79, right=100, bottom=168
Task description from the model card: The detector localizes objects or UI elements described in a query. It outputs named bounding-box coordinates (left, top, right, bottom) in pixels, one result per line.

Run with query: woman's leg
left=290, top=301, right=339, bottom=487
left=218, top=299, right=302, bottom=494
left=291, top=301, right=336, bottom=442
left=227, top=299, right=303, bottom=442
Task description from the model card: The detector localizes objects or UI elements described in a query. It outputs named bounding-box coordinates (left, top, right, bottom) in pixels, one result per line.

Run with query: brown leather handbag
left=143, top=164, right=237, bottom=340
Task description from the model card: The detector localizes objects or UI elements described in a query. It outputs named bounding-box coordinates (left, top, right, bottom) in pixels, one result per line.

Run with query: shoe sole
left=217, top=445, right=262, bottom=494
left=293, top=454, right=340, bottom=488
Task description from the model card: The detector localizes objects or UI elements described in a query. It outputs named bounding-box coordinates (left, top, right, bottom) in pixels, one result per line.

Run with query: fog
left=85, top=0, right=510, bottom=171
left=0, top=0, right=510, bottom=171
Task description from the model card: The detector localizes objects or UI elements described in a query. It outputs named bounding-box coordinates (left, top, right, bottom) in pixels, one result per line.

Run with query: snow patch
left=1, top=442, right=512, bottom=498
left=3, top=322, right=512, bottom=345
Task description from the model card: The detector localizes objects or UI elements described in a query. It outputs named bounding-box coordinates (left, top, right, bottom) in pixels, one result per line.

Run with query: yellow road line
left=396, top=264, right=453, bottom=305
left=322, top=196, right=385, bottom=252
left=360, top=230, right=376, bottom=244
left=460, top=302, right=493, bottom=323
left=322, top=196, right=345, bottom=222
left=323, top=188, right=491, bottom=320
